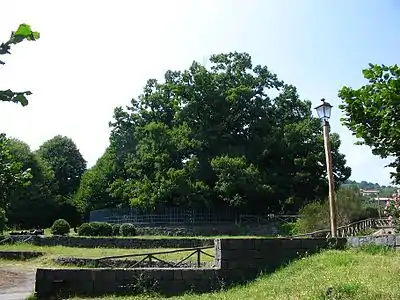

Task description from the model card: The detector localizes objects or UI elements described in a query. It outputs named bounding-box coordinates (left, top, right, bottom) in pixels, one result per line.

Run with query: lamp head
left=314, top=98, right=332, bottom=121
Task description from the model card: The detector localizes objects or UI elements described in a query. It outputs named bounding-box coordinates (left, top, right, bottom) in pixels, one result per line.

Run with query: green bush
left=112, top=224, right=120, bottom=236
left=92, top=222, right=113, bottom=236
left=77, top=223, right=92, bottom=236
left=280, top=222, right=296, bottom=236
left=120, top=223, right=136, bottom=236
left=360, top=206, right=380, bottom=219
left=77, top=222, right=113, bottom=236
left=50, top=219, right=70, bottom=235
left=293, top=188, right=367, bottom=234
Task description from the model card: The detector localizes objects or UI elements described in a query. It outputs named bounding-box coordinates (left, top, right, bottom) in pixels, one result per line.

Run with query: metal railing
left=90, top=207, right=299, bottom=225
left=94, top=246, right=215, bottom=268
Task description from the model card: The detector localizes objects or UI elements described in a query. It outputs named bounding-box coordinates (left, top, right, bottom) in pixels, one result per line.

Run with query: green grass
left=0, top=243, right=215, bottom=268
left=69, top=246, right=400, bottom=300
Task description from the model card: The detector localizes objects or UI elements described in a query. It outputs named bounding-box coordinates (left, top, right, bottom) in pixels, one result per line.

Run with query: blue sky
left=0, top=0, right=399, bottom=185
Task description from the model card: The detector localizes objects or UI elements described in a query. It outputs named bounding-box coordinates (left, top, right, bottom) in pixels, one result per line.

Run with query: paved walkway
left=0, top=268, right=36, bottom=300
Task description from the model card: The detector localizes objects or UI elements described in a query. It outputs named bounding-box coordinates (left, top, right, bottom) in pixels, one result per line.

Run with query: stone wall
left=35, top=237, right=346, bottom=299
left=135, top=223, right=280, bottom=236
left=215, top=238, right=346, bottom=283
left=347, top=235, right=400, bottom=248
left=3, top=235, right=214, bottom=249
left=35, top=268, right=220, bottom=298
left=0, top=250, right=43, bottom=260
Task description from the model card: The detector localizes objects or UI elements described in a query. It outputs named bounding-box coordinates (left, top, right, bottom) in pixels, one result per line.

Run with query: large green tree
left=79, top=52, right=351, bottom=214
left=339, top=64, right=400, bottom=184
left=5, top=139, right=58, bottom=228
left=36, top=135, right=87, bottom=198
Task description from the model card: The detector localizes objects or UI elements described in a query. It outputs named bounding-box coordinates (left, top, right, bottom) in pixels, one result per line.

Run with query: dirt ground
left=0, top=268, right=36, bottom=300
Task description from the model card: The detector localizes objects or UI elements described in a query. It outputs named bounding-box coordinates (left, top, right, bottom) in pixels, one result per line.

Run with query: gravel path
left=0, top=268, right=36, bottom=300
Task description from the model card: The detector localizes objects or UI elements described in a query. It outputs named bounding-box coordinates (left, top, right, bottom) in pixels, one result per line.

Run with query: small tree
left=293, top=188, right=365, bottom=234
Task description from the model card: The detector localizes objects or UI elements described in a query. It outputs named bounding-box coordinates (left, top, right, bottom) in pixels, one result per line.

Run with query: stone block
left=299, top=239, right=325, bottom=252
left=72, top=280, right=95, bottom=295
left=279, top=238, right=303, bottom=249
left=158, top=279, right=187, bottom=295
left=145, top=269, right=175, bottom=280
left=220, top=249, right=241, bottom=260
left=92, top=269, right=117, bottom=282
left=347, top=236, right=359, bottom=247
left=358, top=236, right=372, bottom=246
left=180, top=269, right=209, bottom=280
left=254, top=238, right=280, bottom=251
left=387, top=235, right=396, bottom=246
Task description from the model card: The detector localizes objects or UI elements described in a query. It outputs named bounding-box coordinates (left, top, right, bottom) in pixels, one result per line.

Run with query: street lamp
left=315, top=98, right=337, bottom=238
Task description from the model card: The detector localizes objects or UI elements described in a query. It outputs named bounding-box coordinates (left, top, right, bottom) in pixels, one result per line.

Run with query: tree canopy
left=36, top=135, right=87, bottom=198
left=339, top=64, right=400, bottom=184
left=78, top=52, right=351, bottom=214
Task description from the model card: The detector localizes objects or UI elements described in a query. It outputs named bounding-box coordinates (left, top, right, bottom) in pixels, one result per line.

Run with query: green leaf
left=13, top=94, right=28, bottom=106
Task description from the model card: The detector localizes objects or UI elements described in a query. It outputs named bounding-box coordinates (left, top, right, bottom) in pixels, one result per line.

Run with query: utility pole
left=315, top=99, right=337, bottom=238
left=323, top=120, right=337, bottom=237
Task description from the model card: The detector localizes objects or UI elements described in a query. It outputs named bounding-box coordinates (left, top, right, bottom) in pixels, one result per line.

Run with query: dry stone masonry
left=35, top=237, right=346, bottom=299
left=1, top=235, right=213, bottom=249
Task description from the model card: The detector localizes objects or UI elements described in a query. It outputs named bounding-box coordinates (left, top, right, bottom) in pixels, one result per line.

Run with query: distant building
left=374, top=197, right=392, bottom=206
left=360, top=189, right=380, bottom=197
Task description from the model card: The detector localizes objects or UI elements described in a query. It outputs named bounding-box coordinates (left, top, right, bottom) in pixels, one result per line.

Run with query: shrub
left=112, top=224, right=120, bottom=236
left=280, top=222, right=296, bottom=236
left=358, top=205, right=379, bottom=220
left=120, top=223, right=136, bottom=236
left=77, top=222, right=113, bottom=237
left=293, top=188, right=366, bottom=234
left=91, top=222, right=113, bottom=236
left=50, top=219, right=70, bottom=235
left=77, top=223, right=92, bottom=236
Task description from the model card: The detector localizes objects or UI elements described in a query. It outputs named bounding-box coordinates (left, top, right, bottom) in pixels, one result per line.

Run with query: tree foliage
left=293, top=188, right=367, bottom=234
left=3, top=138, right=82, bottom=228
left=0, top=24, right=40, bottom=106
left=0, top=135, right=31, bottom=231
left=74, top=148, right=122, bottom=214
left=78, top=52, right=351, bottom=214
left=5, top=139, right=55, bottom=228
left=339, top=64, right=400, bottom=183
left=36, top=135, right=87, bottom=197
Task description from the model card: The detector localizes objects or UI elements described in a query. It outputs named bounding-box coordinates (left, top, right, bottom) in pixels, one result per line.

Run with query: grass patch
left=0, top=243, right=215, bottom=268
left=68, top=248, right=400, bottom=300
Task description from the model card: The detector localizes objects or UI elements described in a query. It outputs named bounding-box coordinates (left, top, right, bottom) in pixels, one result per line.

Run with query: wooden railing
left=94, top=246, right=215, bottom=268
left=292, top=218, right=391, bottom=239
